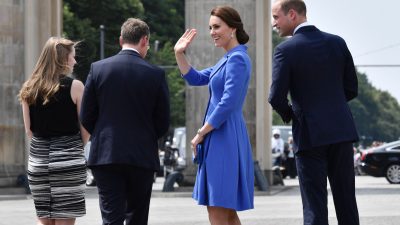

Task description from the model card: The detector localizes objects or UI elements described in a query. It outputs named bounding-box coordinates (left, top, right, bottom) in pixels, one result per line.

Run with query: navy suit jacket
left=269, top=26, right=359, bottom=151
left=80, top=50, right=170, bottom=170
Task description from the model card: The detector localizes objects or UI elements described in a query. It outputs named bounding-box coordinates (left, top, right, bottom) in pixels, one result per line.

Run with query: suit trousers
left=91, top=164, right=154, bottom=225
left=295, top=142, right=359, bottom=225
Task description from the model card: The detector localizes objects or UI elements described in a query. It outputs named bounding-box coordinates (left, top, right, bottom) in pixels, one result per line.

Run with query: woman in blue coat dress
left=174, top=6, right=254, bottom=225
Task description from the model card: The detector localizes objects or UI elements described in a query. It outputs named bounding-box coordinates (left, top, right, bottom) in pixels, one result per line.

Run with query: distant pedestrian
left=271, top=128, right=285, bottom=166
left=80, top=18, right=170, bottom=225
left=269, top=0, right=360, bottom=224
left=18, top=37, right=89, bottom=225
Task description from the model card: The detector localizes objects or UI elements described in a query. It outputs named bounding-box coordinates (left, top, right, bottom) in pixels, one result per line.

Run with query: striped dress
left=27, top=76, right=86, bottom=218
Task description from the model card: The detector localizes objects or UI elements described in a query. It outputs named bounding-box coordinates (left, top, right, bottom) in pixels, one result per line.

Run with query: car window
left=387, top=144, right=400, bottom=151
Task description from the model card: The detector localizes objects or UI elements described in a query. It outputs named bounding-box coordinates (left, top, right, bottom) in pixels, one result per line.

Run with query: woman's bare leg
left=54, top=218, right=76, bottom=225
left=37, top=218, right=55, bottom=225
left=207, top=206, right=241, bottom=225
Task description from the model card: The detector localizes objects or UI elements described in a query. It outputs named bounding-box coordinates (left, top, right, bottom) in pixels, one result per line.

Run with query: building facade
left=0, top=0, right=62, bottom=187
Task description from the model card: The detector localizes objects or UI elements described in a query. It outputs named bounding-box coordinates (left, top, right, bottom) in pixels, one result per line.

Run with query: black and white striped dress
left=28, top=133, right=86, bottom=218
left=27, top=76, right=86, bottom=218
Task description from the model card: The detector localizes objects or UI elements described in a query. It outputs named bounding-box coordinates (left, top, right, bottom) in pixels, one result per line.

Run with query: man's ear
left=288, top=9, right=296, bottom=20
left=140, top=35, right=148, bottom=47
left=119, top=36, right=124, bottom=47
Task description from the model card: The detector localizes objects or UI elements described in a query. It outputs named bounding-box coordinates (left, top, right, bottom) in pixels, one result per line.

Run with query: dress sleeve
left=207, top=53, right=250, bottom=129
left=182, top=67, right=213, bottom=86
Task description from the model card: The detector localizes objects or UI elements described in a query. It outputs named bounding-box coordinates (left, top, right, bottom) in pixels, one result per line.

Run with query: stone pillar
left=25, top=0, right=63, bottom=78
left=183, top=0, right=272, bottom=184
left=0, top=0, right=62, bottom=187
left=0, top=0, right=26, bottom=187
left=255, top=0, right=274, bottom=183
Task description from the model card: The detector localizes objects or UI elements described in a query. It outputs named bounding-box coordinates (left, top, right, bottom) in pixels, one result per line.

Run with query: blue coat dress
left=183, top=45, right=254, bottom=211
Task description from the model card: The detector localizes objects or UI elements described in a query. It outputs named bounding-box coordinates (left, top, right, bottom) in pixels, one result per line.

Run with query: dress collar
left=225, top=45, right=247, bottom=58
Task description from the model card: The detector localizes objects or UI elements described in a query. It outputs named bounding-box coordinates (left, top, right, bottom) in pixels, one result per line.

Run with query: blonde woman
left=18, top=37, right=89, bottom=225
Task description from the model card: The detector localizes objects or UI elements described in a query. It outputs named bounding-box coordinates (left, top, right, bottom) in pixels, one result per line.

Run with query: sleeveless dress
left=184, top=45, right=254, bottom=211
left=27, top=76, right=86, bottom=218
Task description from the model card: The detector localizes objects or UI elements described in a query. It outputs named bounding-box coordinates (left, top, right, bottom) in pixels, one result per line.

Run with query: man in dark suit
left=80, top=18, right=170, bottom=225
left=269, top=1, right=359, bottom=224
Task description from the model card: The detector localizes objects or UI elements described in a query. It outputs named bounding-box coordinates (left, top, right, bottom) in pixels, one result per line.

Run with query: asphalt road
left=0, top=176, right=399, bottom=225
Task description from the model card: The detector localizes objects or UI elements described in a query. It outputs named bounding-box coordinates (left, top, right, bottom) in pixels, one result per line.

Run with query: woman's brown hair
left=18, top=37, right=75, bottom=105
left=211, top=6, right=249, bottom=44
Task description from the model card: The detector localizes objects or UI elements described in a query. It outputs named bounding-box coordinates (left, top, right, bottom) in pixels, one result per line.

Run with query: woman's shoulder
left=227, top=49, right=250, bottom=65
left=71, top=79, right=84, bottom=90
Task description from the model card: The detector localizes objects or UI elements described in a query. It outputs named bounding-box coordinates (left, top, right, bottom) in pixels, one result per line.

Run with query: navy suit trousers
left=91, top=165, right=154, bottom=225
left=295, top=142, right=359, bottom=225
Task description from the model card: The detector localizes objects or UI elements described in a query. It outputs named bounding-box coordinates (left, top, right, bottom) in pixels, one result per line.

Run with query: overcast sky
left=274, top=0, right=400, bottom=102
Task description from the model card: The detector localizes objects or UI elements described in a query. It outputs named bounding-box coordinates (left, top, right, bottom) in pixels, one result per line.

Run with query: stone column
left=0, top=0, right=62, bottom=187
left=255, top=0, right=274, bottom=182
left=0, top=0, right=26, bottom=187
left=25, top=0, right=63, bottom=78
left=183, top=0, right=272, bottom=184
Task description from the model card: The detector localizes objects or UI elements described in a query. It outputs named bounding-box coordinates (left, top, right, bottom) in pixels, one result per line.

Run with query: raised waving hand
left=174, top=29, right=197, bottom=54
left=174, top=29, right=197, bottom=75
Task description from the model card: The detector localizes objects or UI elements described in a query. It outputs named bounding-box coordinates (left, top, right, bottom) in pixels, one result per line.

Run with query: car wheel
left=385, top=164, right=400, bottom=184
left=86, top=169, right=96, bottom=186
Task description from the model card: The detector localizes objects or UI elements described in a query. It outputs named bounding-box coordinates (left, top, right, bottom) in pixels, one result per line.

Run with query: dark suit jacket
left=269, top=26, right=359, bottom=151
left=80, top=49, right=170, bottom=171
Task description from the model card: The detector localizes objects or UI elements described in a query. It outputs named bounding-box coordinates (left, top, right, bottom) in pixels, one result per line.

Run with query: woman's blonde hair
left=18, top=37, right=75, bottom=105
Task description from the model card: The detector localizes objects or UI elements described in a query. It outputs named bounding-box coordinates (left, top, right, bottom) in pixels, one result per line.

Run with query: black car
left=360, top=140, right=400, bottom=184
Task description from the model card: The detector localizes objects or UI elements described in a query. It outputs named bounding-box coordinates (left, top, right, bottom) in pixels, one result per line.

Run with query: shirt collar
left=293, top=21, right=311, bottom=35
left=122, top=47, right=140, bottom=54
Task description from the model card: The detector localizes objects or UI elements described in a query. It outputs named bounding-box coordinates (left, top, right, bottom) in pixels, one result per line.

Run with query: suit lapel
left=210, top=56, right=228, bottom=78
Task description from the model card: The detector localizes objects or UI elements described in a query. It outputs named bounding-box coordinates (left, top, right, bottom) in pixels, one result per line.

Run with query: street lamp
left=100, top=25, right=105, bottom=59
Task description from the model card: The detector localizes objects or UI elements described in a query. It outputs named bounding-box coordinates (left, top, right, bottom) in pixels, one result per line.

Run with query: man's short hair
left=121, top=18, right=150, bottom=44
left=279, top=0, right=307, bottom=16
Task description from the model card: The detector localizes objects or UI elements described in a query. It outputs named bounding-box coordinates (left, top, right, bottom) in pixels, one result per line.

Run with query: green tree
left=350, top=72, right=400, bottom=144
left=141, top=0, right=184, bottom=46
left=142, top=0, right=185, bottom=128
left=63, top=0, right=186, bottom=128
left=63, top=0, right=144, bottom=82
left=148, top=42, right=185, bottom=128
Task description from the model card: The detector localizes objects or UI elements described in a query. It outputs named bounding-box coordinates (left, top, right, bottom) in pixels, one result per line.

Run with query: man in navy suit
left=80, top=18, right=169, bottom=225
left=269, top=1, right=359, bottom=224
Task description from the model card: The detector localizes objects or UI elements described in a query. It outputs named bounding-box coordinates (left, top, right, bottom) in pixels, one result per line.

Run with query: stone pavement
left=0, top=176, right=399, bottom=225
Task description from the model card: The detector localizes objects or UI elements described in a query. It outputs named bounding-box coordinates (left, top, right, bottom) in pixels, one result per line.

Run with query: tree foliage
left=271, top=31, right=400, bottom=145
left=63, top=0, right=185, bottom=128
left=141, top=0, right=184, bottom=46
left=63, top=0, right=144, bottom=82
left=350, top=72, right=400, bottom=144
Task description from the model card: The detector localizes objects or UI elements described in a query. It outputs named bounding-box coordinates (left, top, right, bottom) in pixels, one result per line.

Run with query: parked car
left=171, top=127, right=187, bottom=165
left=359, top=140, right=400, bottom=184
